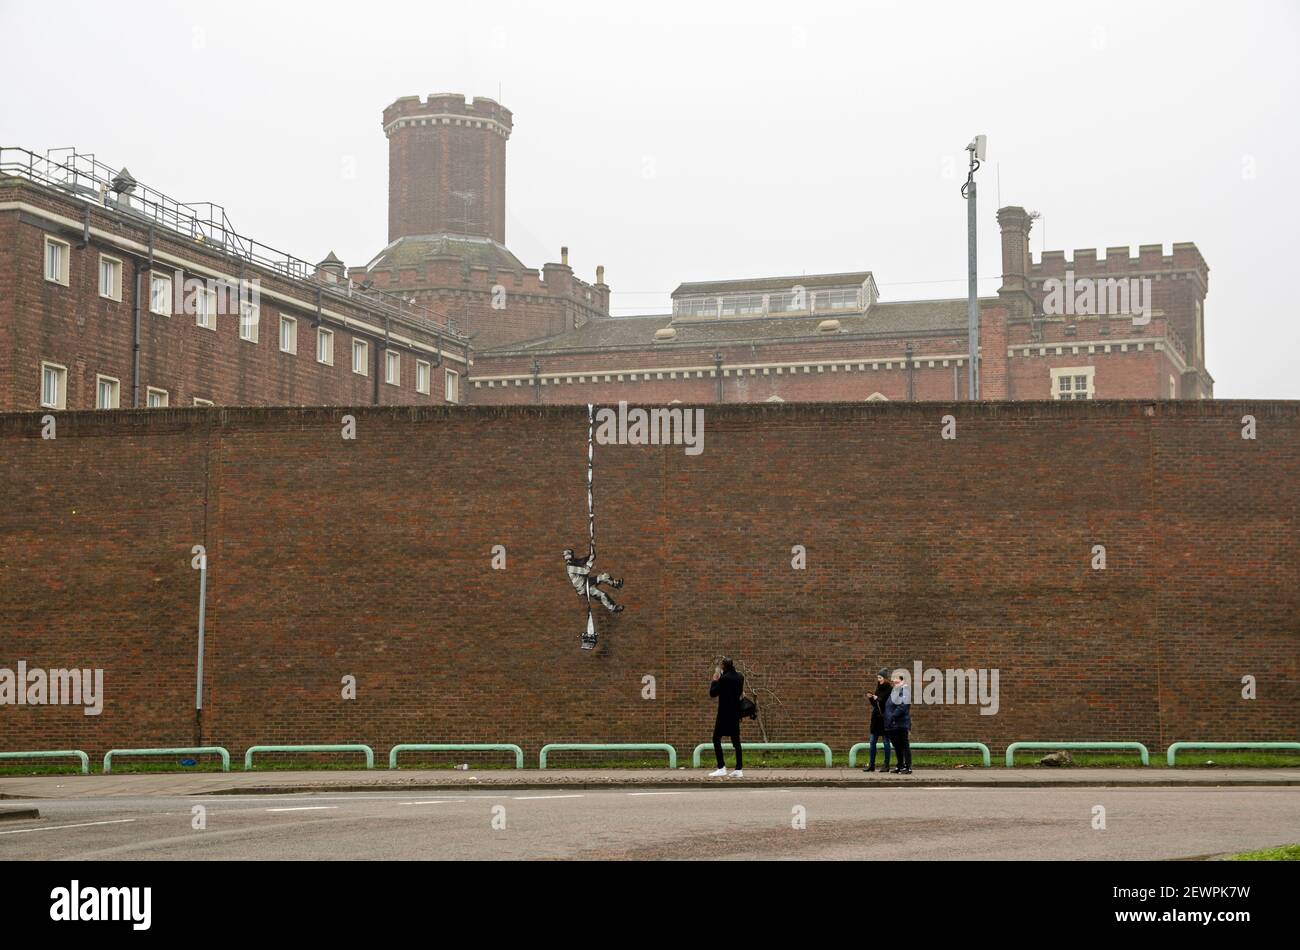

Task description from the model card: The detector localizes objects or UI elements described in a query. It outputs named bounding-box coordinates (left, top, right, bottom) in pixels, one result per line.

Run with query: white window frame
left=40, top=361, right=68, bottom=409
left=95, top=374, right=120, bottom=409
left=239, top=300, right=260, bottom=342
left=146, top=386, right=169, bottom=408
left=317, top=327, right=334, bottom=365
left=98, top=254, right=122, bottom=301
left=385, top=349, right=401, bottom=386
left=44, top=236, right=70, bottom=286
left=193, top=397, right=214, bottom=407
left=352, top=338, right=369, bottom=376
left=196, top=286, right=217, bottom=330
left=279, top=314, right=297, bottom=354
left=1050, top=365, right=1096, bottom=400
left=416, top=359, right=431, bottom=394
left=149, top=272, right=172, bottom=316
left=445, top=367, right=459, bottom=404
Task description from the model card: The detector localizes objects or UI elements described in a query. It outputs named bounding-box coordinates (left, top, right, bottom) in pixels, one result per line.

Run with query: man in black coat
left=884, top=672, right=913, bottom=774
left=863, top=667, right=894, bottom=772
left=708, top=657, right=745, bottom=777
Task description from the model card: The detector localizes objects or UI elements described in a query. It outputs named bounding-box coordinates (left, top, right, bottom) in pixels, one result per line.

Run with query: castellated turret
left=384, top=93, right=513, bottom=244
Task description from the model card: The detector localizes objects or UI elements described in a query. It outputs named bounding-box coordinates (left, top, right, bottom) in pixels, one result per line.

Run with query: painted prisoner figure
left=564, top=548, right=624, bottom=613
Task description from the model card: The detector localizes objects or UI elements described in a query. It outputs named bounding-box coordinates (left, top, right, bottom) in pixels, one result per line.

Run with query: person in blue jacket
left=883, top=671, right=913, bottom=775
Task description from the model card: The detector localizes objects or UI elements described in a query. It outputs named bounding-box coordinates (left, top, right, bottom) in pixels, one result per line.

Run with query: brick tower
left=384, top=93, right=513, bottom=243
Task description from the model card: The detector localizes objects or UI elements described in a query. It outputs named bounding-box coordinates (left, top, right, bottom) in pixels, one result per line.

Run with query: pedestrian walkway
left=2, top=767, right=1298, bottom=800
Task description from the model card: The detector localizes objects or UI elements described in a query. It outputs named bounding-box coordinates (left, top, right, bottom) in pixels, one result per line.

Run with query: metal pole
left=581, top=404, right=596, bottom=649
left=966, top=174, right=979, bottom=400
left=195, top=553, right=207, bottom=738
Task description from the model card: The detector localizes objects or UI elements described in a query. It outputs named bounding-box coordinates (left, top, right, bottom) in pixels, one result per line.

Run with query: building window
left=146, top=387, right=169, bottom=408
left=196, top=287, right=216, bottom=330
left=385, top=350, right=401, bottom=386
left=98, top=255, right=122, bottom=301
left=239, top=300, right=259, bottom=342
left=44, top=236, right=70, bottom=285
left=150, top=272, right=172, bottom=315
left=445, top=367, right=459, bottom=404
left=280, top=315, right=297, bottom=354
left=40, top=362, right=67, bottom=409
left=95, top=375, right=120, bottom=409
left=352, top=339, right=369, bottom=376
left=416, top=359, right=431, bottom=394
left=317, top=327, right=334, bottom=365
left=1050, top=366, right=1095, bottom=400
left=193, top=397, right=214, bottom=407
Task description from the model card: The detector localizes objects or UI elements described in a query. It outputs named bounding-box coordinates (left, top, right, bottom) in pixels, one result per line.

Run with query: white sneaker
left=727, top=769, right=744, bottom=778
left=707, top=767, right=728, bottom=777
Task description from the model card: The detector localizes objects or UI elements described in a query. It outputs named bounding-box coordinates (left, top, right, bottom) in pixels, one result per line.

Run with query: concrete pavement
left=2, top=785, right=1297, bottom=860
left=2, top=767, right=1298, bottom=800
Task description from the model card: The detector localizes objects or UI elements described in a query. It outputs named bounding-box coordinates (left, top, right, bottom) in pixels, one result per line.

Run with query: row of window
left=43, top=235, right=460, bottom=403
left=41, top=363, right=182, bottom=410
left=39, top=359, right=458, bottom=409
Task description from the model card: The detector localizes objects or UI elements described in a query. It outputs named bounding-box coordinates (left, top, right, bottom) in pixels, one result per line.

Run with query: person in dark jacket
left=863, top=668, right=894, bottom=772
left=708, top=657, right=745, bottom=777
left=883, top=672, right=913, bottom=774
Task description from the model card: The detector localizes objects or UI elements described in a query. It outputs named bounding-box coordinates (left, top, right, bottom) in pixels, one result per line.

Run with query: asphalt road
left=3, top=785, right=1297, bottom=860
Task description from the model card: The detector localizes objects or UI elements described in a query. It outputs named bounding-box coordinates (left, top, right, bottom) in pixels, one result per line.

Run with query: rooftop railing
left=0, top=146, right=465, bottom=341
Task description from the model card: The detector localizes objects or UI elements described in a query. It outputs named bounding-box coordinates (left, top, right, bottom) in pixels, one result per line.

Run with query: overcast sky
left=3, top=0, right=1297, bottom=397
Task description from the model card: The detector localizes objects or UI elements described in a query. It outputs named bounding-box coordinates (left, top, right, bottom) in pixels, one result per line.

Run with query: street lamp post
left=962, top=135, right=986, bottom=400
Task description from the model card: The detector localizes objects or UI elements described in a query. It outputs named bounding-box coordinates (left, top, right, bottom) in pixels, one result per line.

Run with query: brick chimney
left=996, top=206, right=1035, bottom=322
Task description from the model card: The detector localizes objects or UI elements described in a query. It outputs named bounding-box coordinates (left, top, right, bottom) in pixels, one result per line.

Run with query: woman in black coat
left=863, top=668, right=894, bottom=772
left=708, top=657, right=745, bottom=777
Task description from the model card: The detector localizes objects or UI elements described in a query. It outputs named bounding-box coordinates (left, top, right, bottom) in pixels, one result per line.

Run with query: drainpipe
left=531, top=359, right=541, bottom=405
left=714, top=351, right=724, bottom=404
left=132, top=225, right=154, bottom=408
left=905, top=342, right=915, bottom=401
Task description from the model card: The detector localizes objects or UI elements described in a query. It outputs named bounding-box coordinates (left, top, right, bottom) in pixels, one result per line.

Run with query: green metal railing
left=1005, top=741, right=1149, bottom=767
left=848, top=741, right=992, bottom=768
left=243, top=744, right=374, bottom=770
left=1166, top=741, right=1300, bottom=766
left=692, top=742, right=833, bottom=768
left=0, top=750, right=91, bottom=775
left=388, top=743, right=525, bottom=769
left=538, top=743, right=677, bottom=769
left=102, top=746, right=231, bottom=774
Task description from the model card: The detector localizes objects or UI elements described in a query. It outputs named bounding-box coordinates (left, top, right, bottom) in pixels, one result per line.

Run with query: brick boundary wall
left=0, top=401, right=1295, bottom=764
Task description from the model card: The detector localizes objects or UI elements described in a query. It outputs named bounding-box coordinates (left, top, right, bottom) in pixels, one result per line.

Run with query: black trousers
left=888, top=728, right=911, bottom=769
left=713, top=720, right=742, bottom=769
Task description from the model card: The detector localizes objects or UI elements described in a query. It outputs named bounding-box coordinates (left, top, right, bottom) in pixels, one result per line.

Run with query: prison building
left=0, top=148, right=469, bottom=412
left=470, top=207, right=1211, bottom=404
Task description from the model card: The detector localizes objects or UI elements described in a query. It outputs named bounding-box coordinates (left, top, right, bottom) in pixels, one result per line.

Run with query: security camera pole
left=962, top=135, right=986, bottom=400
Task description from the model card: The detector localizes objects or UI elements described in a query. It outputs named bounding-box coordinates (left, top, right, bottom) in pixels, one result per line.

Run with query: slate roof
left=483, top=297, right=994, bottom=355
left=673, top=272, right=874, bottom=296
left=364, top=233, right=527, bottom=272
